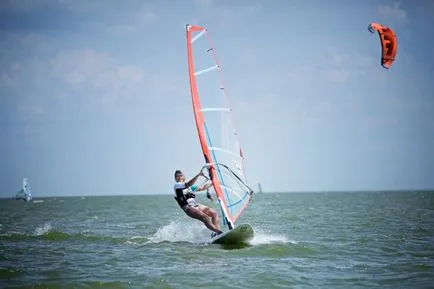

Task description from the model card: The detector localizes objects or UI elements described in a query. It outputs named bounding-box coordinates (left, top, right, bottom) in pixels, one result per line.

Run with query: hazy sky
left=1, top=0, right=433, bottom=197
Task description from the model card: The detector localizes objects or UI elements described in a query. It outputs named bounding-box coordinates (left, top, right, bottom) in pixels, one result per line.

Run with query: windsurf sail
left=15, top=177, right=32, bottom=202
left=186, top=24, right=253, bottom=231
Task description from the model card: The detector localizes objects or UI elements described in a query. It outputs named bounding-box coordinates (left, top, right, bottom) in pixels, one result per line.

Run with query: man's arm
left=197, top=182, right=213, bottom=192
left=185, top=170, right=203, bottom=188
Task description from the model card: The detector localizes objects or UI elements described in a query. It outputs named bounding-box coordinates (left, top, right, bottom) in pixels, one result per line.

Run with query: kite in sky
left=368, top=22, right=398, bottom=69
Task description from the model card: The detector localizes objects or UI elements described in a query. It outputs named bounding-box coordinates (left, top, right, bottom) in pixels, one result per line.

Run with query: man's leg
left=184, top=206, right=222, bottom=234
left=200, top=205, right=221, bottom=231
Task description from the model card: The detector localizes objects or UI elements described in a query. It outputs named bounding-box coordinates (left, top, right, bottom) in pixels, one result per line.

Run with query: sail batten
left=191, top=28, right=206, bottom=43
left=198, top=108, right=230, bottom=113
left=194, top=65, right=219, bottom=76
left=207, top=146, right=243, bottom=159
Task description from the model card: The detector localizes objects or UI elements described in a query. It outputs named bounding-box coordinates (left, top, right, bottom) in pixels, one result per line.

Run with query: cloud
left=1, top=48, right=147, bottom=130
left=103, top=2, right=157, bottom=34
left=16, top=101, right=44, bottom=123
left=422, top=0, right=434, bottom=13
left=0, top=32, right=50, bottom=50
left=0, top=57, right=46, bottom=89
left=1, top=0, right=105, bottom=11
left=1, top=0, right=157, bottom=35
left=0, top=32, right=53, bottom=71
left=2, top=49, right=145, bottom=104
left=283, top=46, right=380, bottom=85
left=375, top=3, right=411, bottom=39
left=321, top=68, right=350, bottom=83
left=0, top=65, right=19, bottom=88
left=193, top=0, right=263, bottom=28
left=377, top=3, right=409, bottom=24
left=1, top=0, right=56, bottom=11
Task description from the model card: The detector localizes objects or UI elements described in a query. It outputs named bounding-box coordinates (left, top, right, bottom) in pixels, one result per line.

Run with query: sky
left=1, top=0, right=433, bottom=197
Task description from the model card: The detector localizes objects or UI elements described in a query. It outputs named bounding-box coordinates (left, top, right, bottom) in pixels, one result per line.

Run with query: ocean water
left=0, top=191, right=433, bottom=288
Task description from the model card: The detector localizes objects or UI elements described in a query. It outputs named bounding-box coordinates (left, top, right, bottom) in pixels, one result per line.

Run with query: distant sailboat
left=258, top=183, right=263, bottom=193
left=15, top=177, right=32, bottom=202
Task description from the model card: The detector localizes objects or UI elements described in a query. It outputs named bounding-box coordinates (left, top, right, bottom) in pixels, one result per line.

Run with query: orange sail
left=186, top=25, right=253, bottom=230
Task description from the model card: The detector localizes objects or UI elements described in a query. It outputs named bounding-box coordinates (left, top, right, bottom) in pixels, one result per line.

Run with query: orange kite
left=368, top=22, right=398, bottom=69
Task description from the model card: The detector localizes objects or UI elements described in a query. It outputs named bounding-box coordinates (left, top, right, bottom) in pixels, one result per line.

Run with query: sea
left=0, top=191, right=433, bottom=288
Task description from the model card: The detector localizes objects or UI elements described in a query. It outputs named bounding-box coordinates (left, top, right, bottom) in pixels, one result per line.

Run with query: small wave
left=0, top=231, right=26, bottom=240
left=124, top=235, right=149, bottom=245
left=1, top=227, right=127, bottom=244
left=0, top=268, right=24, bottom=279
left=38, top=231, right=127, bottom=243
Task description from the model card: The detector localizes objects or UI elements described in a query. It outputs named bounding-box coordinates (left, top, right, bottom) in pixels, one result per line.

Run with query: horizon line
left=2, top=188, right=434, bottom=199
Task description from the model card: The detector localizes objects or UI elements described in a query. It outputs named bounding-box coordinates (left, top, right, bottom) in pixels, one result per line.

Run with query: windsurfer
left=173, top=169, right=223, bottom=236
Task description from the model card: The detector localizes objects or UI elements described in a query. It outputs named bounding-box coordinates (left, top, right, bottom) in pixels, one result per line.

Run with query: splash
left=33, top=222, right=52, bottom=236
left=148, top=221, right=210, bottom=244
left=248, top=227, right=296, bottom=246
left=148, top=222, right=296, bottom=246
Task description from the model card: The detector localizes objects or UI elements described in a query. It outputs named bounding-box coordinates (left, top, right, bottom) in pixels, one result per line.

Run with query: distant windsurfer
left=173, top=169, right=223, bottom=237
